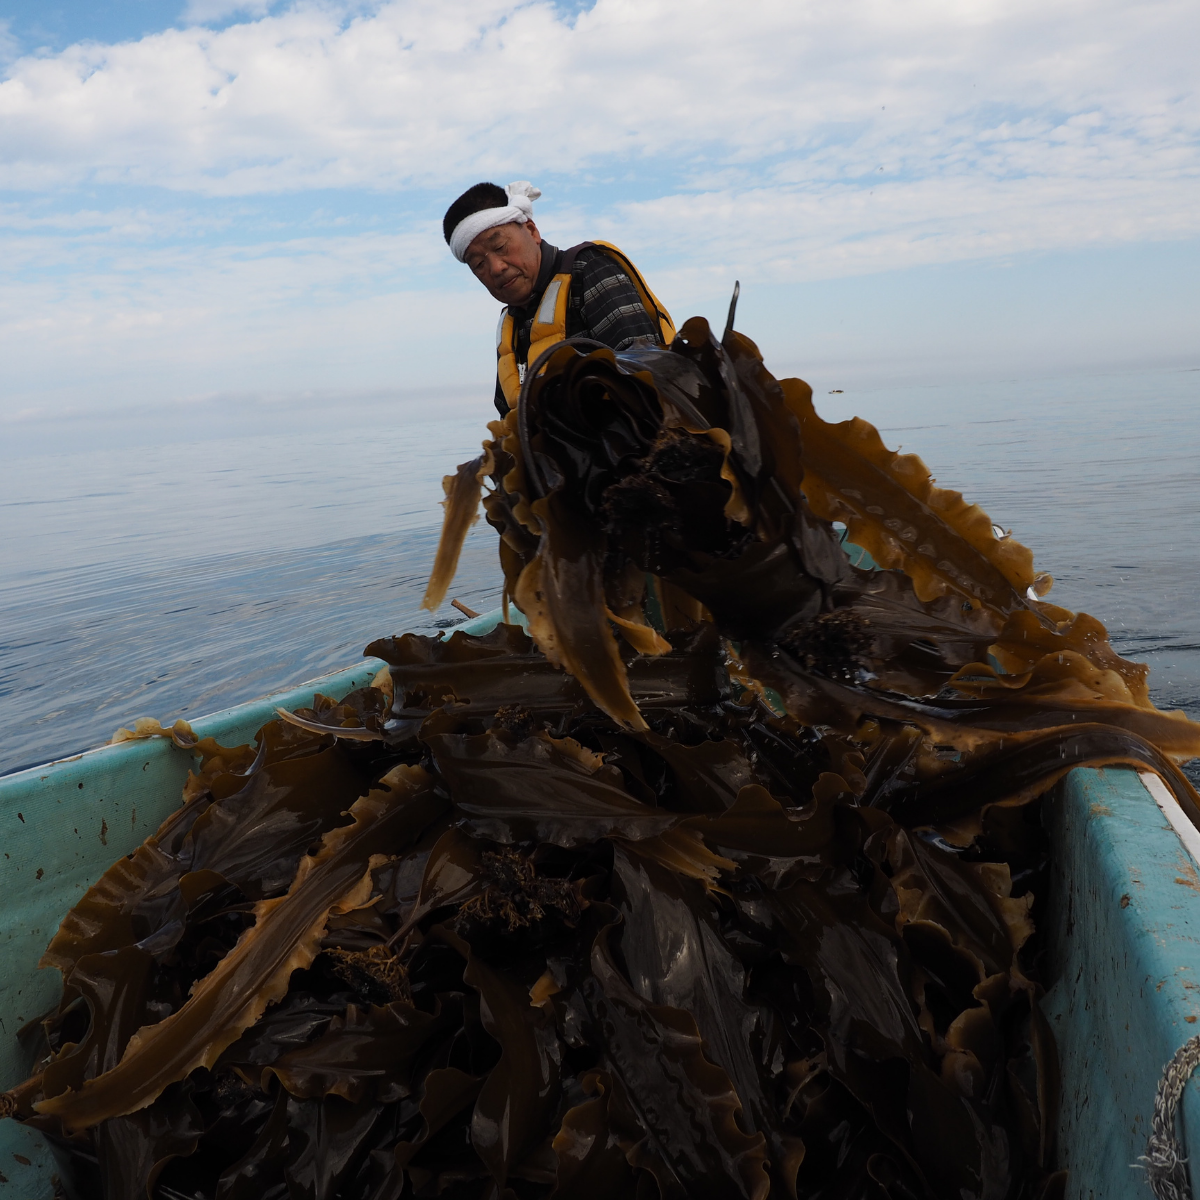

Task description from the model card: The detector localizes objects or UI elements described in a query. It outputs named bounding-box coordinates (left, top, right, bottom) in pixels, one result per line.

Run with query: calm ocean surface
left=2, top=365, right=1198, bottom=778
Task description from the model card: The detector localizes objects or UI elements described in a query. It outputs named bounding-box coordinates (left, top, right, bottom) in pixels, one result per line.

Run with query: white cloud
left=0, top=20, right=17, bottom=65
left=0, top=0, right=1196, bottom=192
left=0, top=217, right=499, bottom=415
left=0, top=0, right=1197, bottom=418
left=613, top=170, right=1200, bottom=294
left=0, top=0, right=1194, bottom=273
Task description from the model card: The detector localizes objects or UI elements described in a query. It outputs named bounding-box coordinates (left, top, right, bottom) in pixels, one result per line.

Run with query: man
left=442, top=181, right=675, bottom=415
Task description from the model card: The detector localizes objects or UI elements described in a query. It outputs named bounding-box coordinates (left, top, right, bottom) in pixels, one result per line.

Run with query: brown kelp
left=6, top=317, right=1200, bottom=1200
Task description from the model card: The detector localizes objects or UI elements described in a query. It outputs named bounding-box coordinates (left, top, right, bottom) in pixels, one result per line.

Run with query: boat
left=1, top=599, right=1198, bottom=1198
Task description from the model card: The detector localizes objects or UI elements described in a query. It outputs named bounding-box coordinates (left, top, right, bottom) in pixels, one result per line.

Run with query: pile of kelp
left=7, top=317, right=1200, bottom=1200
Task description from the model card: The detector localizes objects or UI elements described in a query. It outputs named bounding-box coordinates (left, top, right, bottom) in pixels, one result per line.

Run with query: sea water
left=1, top=366, right=1197, bottom=778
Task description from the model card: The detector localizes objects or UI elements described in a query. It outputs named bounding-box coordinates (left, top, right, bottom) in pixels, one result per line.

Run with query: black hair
left=443, top=182, right=507, bottom=244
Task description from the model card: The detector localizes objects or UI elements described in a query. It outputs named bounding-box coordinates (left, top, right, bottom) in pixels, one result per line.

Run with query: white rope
left=1138, top=1034, right=1200, bottom=1199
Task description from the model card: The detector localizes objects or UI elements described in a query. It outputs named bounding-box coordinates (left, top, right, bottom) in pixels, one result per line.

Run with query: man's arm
left=571, top=251, right=661, bottom=351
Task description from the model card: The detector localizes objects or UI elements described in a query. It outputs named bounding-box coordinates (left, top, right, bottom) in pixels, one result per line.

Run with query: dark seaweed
left=7, top=316, right=1198, bottom=1199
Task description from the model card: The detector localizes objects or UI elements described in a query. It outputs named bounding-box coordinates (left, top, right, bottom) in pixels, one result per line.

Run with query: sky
left=1, top=0, right=1198, bottom=437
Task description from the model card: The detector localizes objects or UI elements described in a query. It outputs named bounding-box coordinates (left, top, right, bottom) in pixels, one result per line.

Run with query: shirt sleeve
left=573, top=252, right=661, bottom=352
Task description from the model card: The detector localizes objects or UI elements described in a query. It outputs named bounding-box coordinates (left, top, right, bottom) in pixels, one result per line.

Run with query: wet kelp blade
left=514, top=494, right=649, bottom=731
left=781, top=374, right=1036, bottom=616
left=37, top=766, right=442, bottom=1132
left=7, top=313, right=1199, bottom=1200
left=447, top=321, right=1200, bottom=802
left=421, top=450, right=492, bottom=613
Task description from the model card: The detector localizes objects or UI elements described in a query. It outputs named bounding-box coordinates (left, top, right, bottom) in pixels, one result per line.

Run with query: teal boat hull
left=1, top=605, right=1196, bottom=1198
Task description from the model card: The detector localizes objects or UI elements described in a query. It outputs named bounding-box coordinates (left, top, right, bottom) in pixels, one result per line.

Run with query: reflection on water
left=2, top=367, right=1197, bottom=777
left=0, top=529, right=502, bottom=776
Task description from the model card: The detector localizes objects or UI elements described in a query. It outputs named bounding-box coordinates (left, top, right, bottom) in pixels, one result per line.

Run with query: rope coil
left=1140, top=1034, right=1200, bottom=1199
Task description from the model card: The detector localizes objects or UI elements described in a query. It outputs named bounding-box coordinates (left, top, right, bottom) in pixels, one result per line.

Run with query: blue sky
left=3, top=1, right=187, bottom=51
left=1, top=0, right=1197, bottom=429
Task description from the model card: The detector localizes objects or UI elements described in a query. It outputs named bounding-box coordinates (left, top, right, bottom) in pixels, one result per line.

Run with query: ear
left=525, top=219, right=542, bottom=246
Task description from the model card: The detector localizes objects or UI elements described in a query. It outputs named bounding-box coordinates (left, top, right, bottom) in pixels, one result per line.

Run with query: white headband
left=449, top=181, right=541, bottom=262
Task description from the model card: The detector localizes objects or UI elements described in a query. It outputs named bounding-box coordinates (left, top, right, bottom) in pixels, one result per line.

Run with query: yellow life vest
left=495, top=241, right=676, bottom=410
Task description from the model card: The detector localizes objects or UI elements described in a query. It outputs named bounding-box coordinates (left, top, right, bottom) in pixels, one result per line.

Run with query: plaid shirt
left=494, top=242, right=661, bottom=415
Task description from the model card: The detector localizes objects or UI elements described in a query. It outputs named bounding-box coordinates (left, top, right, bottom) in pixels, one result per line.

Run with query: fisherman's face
left=465, top=220, right=543, bottom=306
